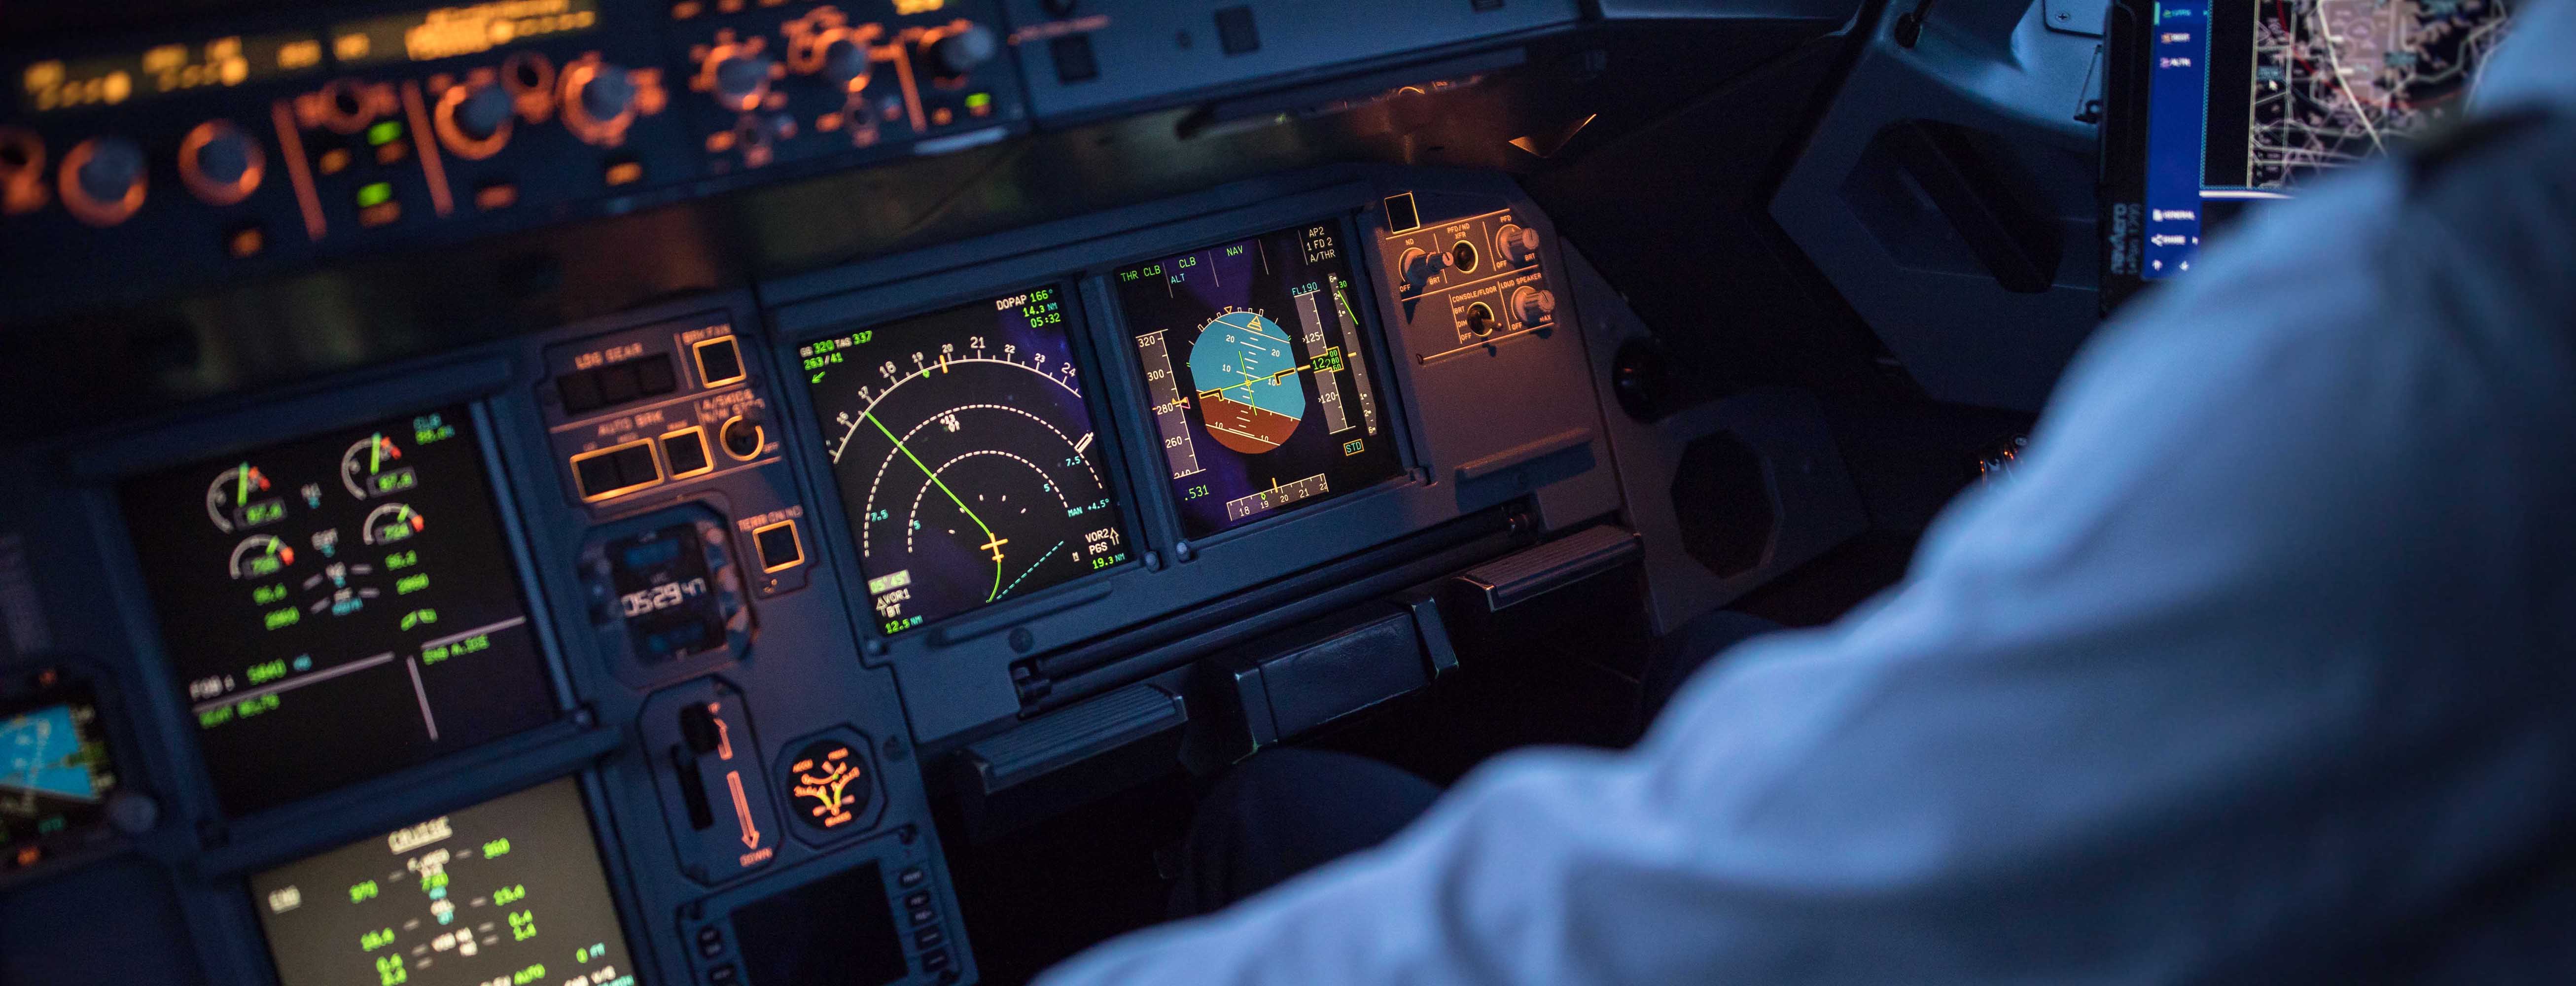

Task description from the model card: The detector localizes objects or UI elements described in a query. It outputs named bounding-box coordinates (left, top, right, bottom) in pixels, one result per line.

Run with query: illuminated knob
left=712, top=52, right=776, bottom=111
left=61, top=136, right=145, bottom=225
left=456, top=83, right=514, bottom=141
left=581, top=64, right=638, bottom=122
left=77, top=137, right=143, bottom=206
left=1495, top=224, right=1540, bottom=266
left=1513, top=287, right=1556, bottom=328
left=821, top=37, right=869, bottom=92
left=928, top=24, right=998, bottom=79
left=180, top=121, right=264, bottom=206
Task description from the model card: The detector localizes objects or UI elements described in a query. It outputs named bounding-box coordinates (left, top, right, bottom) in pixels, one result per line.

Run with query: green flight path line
left=862, top=410, right=1006, bottom=600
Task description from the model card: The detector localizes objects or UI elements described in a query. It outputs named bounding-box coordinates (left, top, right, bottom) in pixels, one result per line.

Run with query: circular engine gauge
left=361, top=503, right=425, bottom=545
left=205, top=463, right=284, bottom=533
left=340, top=432, right=417, bottom=499
left=228, top=534, right=295, bottom=579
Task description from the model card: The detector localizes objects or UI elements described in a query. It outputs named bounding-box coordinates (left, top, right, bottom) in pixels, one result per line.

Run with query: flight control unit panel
left=0, top=165, right=1623, bottom=986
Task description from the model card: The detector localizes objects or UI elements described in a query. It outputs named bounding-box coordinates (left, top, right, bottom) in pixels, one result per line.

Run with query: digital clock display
left=601, top=523, right=729, bottom=665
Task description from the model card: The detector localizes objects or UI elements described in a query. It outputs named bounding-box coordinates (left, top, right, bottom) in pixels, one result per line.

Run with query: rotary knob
left=180, top=121, right=264, bottom=206
left=455, top=83, right=513, bottom=141
left=1512, top=287, right=1556, bottom=328
left=581, top=65, right=637, bottom=122
left=1495, top=224, right=1540, bottom=266
left=821, top=37, right=870, bottom=93
left=437, top=80, right=516, bottom=159
left=561, top=57, right=649, bottom=146
left=712, top=51, right=776, bottom=111
left=1398, top=246, right=1450, bottom=291
left=927, top=24, right=998, bottom=79
left=61, top=136, right=145, bottom=225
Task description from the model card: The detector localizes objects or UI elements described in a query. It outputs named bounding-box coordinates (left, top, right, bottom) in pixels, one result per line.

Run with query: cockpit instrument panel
left=800, top=284, right=1132, bottom=637
left=120, top=406, right=557, bottom=816
left=1114, top=221, right=1404, bottom=538
left=247, top=777, right=637, bottom=986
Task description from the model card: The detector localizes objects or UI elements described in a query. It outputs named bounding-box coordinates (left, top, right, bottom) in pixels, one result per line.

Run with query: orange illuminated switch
left=375, top=141, right=408, bottom=165
left=604, top=159, right=644, bottom=186
left=474, top=180, right=518, bottom=210
left=672, top=0, right=704, bottom=17
left=317, top=147, right=352, bottom=175
left=930, top=106, right=953, bottom=126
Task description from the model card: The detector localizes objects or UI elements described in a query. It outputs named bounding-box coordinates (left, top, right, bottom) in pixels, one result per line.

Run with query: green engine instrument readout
left=801, top=285, right=1133, bottom=635
left=248, top=778, right=637, bottom=986
left=119, top=407, right=555, bottom=816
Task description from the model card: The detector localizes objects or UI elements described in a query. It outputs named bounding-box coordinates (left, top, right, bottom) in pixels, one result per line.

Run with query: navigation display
left=801, top=285, right=1133, bottom=637
left=1113, top=221, right=1404, bottom=538
left=248, top=777, right=637, bottom=986
left=121, top=407, right=557, bottom=816
left=2132, top=0, right=2512, bottom=279
left=1, top=678, right=120, bottom=872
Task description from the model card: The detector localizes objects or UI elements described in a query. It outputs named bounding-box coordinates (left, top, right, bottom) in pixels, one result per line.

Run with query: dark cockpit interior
left=0, top=0, right=2515, bottom=982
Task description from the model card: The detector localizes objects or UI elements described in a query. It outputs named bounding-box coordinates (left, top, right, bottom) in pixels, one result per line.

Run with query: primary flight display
left=1115, top=221, right=1404, bottom=538
left=802, top=285, right=1133, bottom=636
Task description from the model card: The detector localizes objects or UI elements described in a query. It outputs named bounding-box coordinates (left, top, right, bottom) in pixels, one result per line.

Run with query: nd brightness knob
left=60, top=136, right=145, bottom=226
left=180, top=121, right=264, bottom=206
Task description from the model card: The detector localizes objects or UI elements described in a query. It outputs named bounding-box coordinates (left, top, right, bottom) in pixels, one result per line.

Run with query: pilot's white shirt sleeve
left=1036, top=16, right=2576, bottom=985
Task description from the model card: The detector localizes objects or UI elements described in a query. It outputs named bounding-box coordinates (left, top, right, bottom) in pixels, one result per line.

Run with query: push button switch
left=695, top=925, right=726, bottom=958
left=559, top=371, right=606, bottom=414
left=754, top=520, right=803, bottom=572
left=663, top=427, right=712, bottom=478
left=636, top=353, right=679, bottom=395
left=573, top=452, right=623, bottom=498
left=694, top=335, right=746, bottom=387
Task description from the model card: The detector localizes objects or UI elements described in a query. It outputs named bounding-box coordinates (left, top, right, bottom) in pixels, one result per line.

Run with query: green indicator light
left=367, top=120, right=403, bottom=146
left=965, top=92, right=991, bottom=111
left=356, top=181, right=393, bottom=208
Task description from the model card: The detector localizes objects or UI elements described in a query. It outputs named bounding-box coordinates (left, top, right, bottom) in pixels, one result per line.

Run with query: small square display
left=732, top=861, right=909, bottom=986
